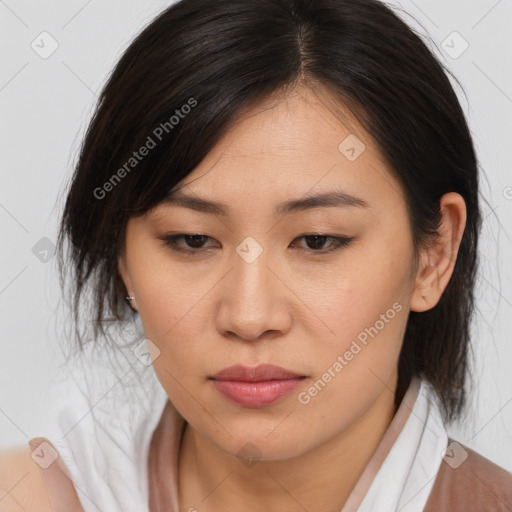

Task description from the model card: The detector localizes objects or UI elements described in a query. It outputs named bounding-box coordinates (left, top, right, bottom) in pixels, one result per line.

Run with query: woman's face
left=119, top=85, right=421, bottom=460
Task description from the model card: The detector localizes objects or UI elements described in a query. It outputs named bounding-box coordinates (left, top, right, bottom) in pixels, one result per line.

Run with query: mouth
left=209, top=364, right=307, bottom=408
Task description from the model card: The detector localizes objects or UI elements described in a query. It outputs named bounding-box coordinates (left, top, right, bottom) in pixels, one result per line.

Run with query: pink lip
left=210, top=364, right=306, bottom=408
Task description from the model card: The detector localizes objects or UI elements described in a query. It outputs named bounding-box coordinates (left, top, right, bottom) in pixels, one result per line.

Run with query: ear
left=410, top=192, right=467, bottom=312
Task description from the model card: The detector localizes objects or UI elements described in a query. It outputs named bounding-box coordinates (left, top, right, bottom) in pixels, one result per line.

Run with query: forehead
left=167, top=85, right=406, bottom=214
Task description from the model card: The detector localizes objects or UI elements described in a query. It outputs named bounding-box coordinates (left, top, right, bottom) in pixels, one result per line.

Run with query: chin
left=205, top=424, right=314, bottom=464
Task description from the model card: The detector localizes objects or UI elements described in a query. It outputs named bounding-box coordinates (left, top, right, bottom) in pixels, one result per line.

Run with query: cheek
left=131, top=260, right=225, bottom=388
left=137, top=282, right=208, bottom=364
left=129, top=243, right=211, bottom=338
left=320, top=252, right=411, bottom=333
left=135, top=269, right=211, bottom=413
left=307, top=239, right=413, bottom=378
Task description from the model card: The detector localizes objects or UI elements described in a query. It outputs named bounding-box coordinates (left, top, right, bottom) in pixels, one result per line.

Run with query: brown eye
left=160, top=234, right=219, bottom=253
left=291, top=234, right=354, bottom=254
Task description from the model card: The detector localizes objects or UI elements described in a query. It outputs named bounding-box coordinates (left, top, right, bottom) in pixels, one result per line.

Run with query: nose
left=215, top=244, right=292, bottom=342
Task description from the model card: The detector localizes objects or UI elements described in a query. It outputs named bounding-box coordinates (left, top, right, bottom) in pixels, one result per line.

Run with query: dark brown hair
left=57, top=0, right=481, bottom=422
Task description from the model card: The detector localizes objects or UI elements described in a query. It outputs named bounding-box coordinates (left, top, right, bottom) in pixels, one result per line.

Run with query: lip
left=210, top=364, right=306, bottom=408
left=211, top=364, right=304, bottom=382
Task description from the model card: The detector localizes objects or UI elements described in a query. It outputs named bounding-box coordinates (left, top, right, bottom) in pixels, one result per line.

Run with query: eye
left=159, top=234, right=218, bottom=253
left=159, top=233, right=354, bottom=255
left=290, top=234, right=355, bottom=254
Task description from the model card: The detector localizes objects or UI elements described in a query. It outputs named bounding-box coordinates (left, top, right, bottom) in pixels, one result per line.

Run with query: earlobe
left=410, top=192, right=467, bottom=312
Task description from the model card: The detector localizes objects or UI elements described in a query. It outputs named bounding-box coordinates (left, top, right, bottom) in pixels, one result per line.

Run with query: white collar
left=343, top=377, right=448, bottom=512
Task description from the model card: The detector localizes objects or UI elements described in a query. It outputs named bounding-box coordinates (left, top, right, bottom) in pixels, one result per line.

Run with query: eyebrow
left=161, top=188, right=370, bottom=217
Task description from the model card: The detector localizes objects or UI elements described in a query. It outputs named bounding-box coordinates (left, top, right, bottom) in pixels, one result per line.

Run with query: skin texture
left=0, top=446, right=52, bottom=512
left=0, top=438, right=82, bottom=512
left=118, top=84, right=466, bottom=512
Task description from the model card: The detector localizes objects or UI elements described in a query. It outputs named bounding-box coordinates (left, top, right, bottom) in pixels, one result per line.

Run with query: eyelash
left=158, top=233, right=354, bottom=255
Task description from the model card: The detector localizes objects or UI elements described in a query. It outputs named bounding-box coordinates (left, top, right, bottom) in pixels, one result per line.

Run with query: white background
left=1, top=0, right=511, bottom=472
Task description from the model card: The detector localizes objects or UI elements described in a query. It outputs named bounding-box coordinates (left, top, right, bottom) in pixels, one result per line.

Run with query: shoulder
left=0, top=445, right=52, bottom=512
left=423, top=439, right=512, bottom=512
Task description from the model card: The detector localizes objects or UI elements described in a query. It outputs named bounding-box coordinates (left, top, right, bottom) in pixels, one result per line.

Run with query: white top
left=39, top=347, right=448, bottom=512
left=39, top=345, right=169, bottom=512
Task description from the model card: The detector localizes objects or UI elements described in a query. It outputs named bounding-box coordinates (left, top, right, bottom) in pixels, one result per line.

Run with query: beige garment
left=424, top=443, right=512, bottom=511
left=147, top=400, right=186, bottom=512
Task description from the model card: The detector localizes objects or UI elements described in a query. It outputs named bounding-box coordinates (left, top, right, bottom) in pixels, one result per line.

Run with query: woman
left=1, top=0, right=511, bottom=510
